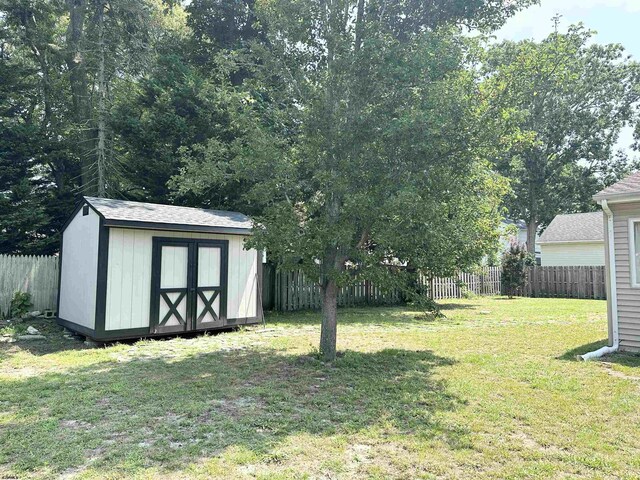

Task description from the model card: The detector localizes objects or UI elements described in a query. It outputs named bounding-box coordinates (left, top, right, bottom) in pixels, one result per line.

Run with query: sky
left=496, top=0, right=640, bottom=53
left=495, top=0, right=640, bottom=152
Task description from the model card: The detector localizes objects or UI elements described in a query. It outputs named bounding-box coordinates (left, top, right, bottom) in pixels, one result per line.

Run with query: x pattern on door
left=160, top=291, right=187, bottom=326
left=197, top=289, right=219, bottom=323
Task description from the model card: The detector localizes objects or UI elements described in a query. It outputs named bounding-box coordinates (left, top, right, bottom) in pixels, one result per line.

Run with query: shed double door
left=150, top=238, right=228, bottom=334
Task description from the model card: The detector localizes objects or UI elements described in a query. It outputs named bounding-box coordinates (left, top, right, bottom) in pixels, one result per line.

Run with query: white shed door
left=195, top=246, right=224, bottom=329
left=155, top=244, right=191, bottom=333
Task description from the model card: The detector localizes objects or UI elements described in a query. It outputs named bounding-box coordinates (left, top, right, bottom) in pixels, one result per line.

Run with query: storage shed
left=57, top=197, right=262, bottom=341
left=538, top=212, right=605, bottom=266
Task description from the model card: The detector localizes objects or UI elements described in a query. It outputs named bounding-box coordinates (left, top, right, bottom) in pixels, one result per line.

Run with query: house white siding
left=58, top=207, right=100, bottom=328
left=540, top=242, right=605, bottom=266
left=104, top=228, right=258, bottom=331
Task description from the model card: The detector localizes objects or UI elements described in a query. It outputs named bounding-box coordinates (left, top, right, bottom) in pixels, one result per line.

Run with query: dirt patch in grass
left=60, top=419, right=94, bottom=431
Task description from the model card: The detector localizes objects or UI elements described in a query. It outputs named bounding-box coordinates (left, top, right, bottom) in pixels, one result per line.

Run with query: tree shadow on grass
left=0, top=346, right=464, bottom=478
left=268, top=304, right=478, bottom=328
left=438, top=303, right=478, bottom=311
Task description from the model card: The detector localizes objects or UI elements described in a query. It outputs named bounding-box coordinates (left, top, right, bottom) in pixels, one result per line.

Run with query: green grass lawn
left=2, top=297, right=640, bottom=479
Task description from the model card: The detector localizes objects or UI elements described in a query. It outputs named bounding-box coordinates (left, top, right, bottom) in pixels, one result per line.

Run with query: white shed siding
left=610, top=203, right=640, bottom=352
left=540, top=242, right=605, bottom=266
left=104, top=228, right=257, bottom=331
left=58, top=207, right=100, bottom=328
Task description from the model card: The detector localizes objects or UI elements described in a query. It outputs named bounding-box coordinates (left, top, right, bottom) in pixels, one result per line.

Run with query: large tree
left=186, top=0, right=264, bottom=84
left=63, top=0, right=158, bottom=196
left=485, top=23, right=640, bottom=249
left=0, top=0, right=78, bottom=254
left=0, top=0, right=186, bottom=252
left=173, top=0, right=532, bottom=361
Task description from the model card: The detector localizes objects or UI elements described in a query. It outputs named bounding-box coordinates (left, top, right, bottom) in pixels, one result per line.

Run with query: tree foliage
left=172, top=0, right=533, bottom=360
left=484, top=23, right=640, bottom=248
left=501, top=242, right=534, bottom=298
left=0, top=0, right=77, bottom=253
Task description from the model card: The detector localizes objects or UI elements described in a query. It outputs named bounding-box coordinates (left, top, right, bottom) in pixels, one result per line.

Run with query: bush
left=501, top=243, right=535, bottom=298
left=10, top=291, right=33, bottom=318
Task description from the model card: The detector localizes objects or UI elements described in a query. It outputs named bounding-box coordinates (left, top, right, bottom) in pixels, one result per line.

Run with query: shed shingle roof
left=538, top=212, right=604, bottom=244
left=85, top=197, right=253, bottom=233
left=594, top=171, right=640, bottom=201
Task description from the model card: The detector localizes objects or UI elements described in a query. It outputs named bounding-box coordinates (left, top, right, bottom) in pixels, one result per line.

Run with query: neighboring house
left=57, top=197, right=262, bottom=342
left=500, top=219, right=528, bottom=249
left=538, top=212, right=605, bottom=266
left=500, top=219, right=540, bottom=260
left=583, top=172, right=640, bottom=357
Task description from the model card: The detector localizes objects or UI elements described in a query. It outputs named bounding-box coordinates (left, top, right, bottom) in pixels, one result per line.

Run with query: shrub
left=501, top=242, right=535, bottom=298
left=10, top=291, right=33, bottom=318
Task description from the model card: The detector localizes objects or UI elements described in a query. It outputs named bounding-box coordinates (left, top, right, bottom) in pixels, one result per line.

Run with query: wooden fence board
left=517, top=265, right=606, bottom=300
left=0, top=255, right=607, bottom=317
left=0, top=254, right=59, bottom=317
left=269, top=264, right=606, bottom=311
left=268, top=266, right=504, bottom=311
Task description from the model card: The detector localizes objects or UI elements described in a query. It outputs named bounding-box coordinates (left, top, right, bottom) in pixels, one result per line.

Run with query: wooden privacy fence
left=0, top=254, right=59, bottom=317
left=270, top=266, right=402, bottom=312
left=265, top=265, right=502, bottom=311
left=522, top=265, right=607, bottom=300
left=0, top=257, right=607, bottom=318
left=265, top=265, right=606, bottom=311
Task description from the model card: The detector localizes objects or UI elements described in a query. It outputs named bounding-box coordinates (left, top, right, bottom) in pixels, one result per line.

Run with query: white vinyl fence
left=0, top=255, right=59, bottom=317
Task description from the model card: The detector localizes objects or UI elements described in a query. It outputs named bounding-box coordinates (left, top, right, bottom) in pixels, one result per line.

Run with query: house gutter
left=579, top=199, right=619, bottom=360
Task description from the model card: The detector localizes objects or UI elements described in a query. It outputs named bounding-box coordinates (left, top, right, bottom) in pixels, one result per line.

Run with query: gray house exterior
left=587, top=172, right=640, bottom=357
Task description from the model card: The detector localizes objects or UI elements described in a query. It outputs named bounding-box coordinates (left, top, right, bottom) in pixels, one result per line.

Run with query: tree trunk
left=527, top=218, right=537, bottom=254
left=320, top=277, right=338, bottom=362
left=354, top=0, right=365, bottom=51
left=96, top=0, right=107, bottom=197
left=65, top=0, right=96, bottom=195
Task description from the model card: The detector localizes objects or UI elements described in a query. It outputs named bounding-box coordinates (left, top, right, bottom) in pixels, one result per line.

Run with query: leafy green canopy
left=173, top=0, right=532, bottom=359
left=484, top=24, right=640, bottom=246
left=501, top=242, right=534, bottom=298
left=0, top=0, right=77, bottom=254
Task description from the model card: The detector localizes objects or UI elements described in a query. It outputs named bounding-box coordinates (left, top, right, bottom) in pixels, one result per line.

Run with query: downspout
left=579, top=199, right=619, bottom=360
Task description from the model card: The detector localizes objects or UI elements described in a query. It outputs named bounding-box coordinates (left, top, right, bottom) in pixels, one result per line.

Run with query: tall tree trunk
left=320, top=277, right=338, bottom=362
left=96, top=0, right=107, bottom=197
left=527, top=218, right=537, bottom=254
left=354, top=0, right=365, bottom=51
left=65, top=0, right=96, bottom=195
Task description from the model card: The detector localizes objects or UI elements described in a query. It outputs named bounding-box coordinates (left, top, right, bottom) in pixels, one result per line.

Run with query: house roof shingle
left=84, top=197, right=253, bottom=233
left=538, top=212, right=604, bottom=244
left=502, top=218, right=527, bottom=230
left=594, top=171, right=640, bottom=201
